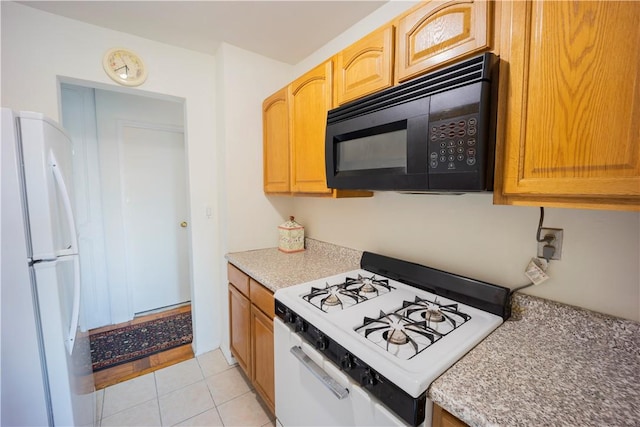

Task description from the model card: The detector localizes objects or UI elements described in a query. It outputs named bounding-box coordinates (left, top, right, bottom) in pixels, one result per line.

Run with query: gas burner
left=302, top=282, right=364, bottom=312
left=402, top=297, right=471, bottom=330
left=355, top=298, right=473, bottom=360
left=345, top=274, right=394, bottom=295
left=424, top=307, right=444, bottom=322
left=323, top=293, right=341, bottom=306
left=356, top=310, right=442, bottom=360
left=301, top=274, right=394, bottom=312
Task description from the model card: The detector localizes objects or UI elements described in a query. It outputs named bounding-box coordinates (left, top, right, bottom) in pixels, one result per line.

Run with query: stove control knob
left=284, top=310, right=295, bottom=324
left=361, top=368, right=377, bottom=387
left=340, top=353, right=353, bottom=370
left=294, top=317, right=305, bottom=333
left=315, top=334, right=328, bottom=350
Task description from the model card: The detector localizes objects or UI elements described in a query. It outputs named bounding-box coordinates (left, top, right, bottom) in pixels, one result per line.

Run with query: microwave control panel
left=428, top=113, right=481, bottom=173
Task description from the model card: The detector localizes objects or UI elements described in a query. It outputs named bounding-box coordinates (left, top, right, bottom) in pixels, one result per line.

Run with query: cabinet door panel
left=228, top=284, right=251, bottom=377
left=263, top=87, right=290, bottom=193
left=501, top=1, right=640, bottom=200
left=251, top=306, right=275, bottom=413
left=289, top=60, right=333, bottom=194
left=337, top=25, right=394, bottom=105
left=397, top=0, right=491, bottom=82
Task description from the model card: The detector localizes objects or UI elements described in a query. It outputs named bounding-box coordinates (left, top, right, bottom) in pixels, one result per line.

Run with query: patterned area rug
left=90, top=311, right=193, bottom=372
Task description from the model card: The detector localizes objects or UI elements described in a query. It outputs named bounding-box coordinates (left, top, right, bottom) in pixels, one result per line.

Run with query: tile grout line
left=99, top=350, right=262, bottom=426
left=197, top=354, right=227, bottom=426
left=153, top=371, right=163, bottom=426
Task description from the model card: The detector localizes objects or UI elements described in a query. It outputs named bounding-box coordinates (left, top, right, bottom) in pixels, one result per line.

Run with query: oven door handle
left=290, top=346, right=349, bottom=400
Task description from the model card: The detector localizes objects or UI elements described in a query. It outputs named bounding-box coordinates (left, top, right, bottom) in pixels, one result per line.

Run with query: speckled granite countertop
left=430, top=293, right=640, bottom=427
left=225, top=238, right=362, bottom=292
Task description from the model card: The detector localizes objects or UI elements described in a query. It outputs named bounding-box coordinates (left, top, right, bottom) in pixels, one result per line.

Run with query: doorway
left=61, top=84, right=191, bottom=329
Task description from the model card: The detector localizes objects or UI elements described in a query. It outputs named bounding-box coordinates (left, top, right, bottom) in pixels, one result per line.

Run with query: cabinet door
left=336, top=25, right=395, bottom=105
left=263, top=87, right=290, bottom=193
left=396, top=0, right=492, bottom=83
left=289, top=60, right=334, bottom=194
left=228, top=284, right=251, bottom=378
left=251, top=305, right=275, bottom=414
left=496, top=1, right=640, bottom=210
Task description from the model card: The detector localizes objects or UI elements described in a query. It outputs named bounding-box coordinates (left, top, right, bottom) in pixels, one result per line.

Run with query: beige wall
left=288, top=1, right=640, bottom=321
left=291, top=194, right=640, bottom=321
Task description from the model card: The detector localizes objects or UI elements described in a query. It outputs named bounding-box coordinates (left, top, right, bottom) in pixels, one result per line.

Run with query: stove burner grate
left=355, top=297, right=472, bottom=359
left=302, top=283, right=364, bottom=311
left=301, top=274, right=394, bottom=312
left=403, top=297, right=471, bottom=328
left=344, top=274, right=393, bottom=295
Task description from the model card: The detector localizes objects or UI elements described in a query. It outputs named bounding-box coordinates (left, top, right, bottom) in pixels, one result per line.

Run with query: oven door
left=274, top=318, right=407, bottom=427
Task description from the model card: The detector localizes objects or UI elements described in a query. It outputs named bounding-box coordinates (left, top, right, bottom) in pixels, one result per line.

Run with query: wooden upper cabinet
left=396, top=0, right=492, bottom=83
left=289, top=60, right=334, bottom=194
left=495, top=1, right=640, bottom=210
left=263, top=87, right=290, bottom=193
left=336, top=25, right=395, bottom=105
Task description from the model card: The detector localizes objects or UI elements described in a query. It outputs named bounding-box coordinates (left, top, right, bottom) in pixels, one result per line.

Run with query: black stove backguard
left=360, top=251, right=511, bottom=320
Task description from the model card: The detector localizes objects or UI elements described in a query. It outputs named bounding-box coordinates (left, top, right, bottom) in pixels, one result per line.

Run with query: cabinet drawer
left=250, top=279, right=275, bottom=318
left=228, top=263, right=249, bottom=297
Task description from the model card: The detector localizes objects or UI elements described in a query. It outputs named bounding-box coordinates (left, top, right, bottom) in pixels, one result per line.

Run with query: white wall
left=290, top=1, right=640, bottom=321
left=1, top=2, right=219, bottom=353
left=216, top=43, right=294, bottom=254
left=214, top=43, right=293, bottom=359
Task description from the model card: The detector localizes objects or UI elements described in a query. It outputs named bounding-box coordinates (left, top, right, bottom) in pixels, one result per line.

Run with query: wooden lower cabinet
left=432, top=403, right=468, bottom=427
left=251, top=305, right=275, bottom=411
left=227, top=263, right=275, bottom=415
left=228, top=283, right=251, bottom=377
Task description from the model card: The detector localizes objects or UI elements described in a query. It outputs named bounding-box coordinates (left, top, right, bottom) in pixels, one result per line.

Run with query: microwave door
left=326, top=99, right=430, bottom=191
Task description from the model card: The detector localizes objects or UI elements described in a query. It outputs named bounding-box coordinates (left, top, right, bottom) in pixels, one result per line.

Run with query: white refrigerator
left=1, top=109, right=96, bottom=426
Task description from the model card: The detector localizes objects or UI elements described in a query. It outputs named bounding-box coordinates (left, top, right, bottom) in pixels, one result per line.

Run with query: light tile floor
left=96, top=349, right=275, bottom=427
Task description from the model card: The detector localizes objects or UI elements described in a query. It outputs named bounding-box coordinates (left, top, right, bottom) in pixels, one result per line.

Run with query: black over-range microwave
left=325, top=52, right=499, bottom=192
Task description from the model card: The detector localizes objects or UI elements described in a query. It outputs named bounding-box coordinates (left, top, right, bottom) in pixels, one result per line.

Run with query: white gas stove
left=274, top=252, right=511, bottom=426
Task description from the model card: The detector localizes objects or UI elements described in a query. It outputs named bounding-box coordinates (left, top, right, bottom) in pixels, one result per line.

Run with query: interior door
left=120, top=123, right=190, bottom=314
left=93, top=89, right=188, bottom=324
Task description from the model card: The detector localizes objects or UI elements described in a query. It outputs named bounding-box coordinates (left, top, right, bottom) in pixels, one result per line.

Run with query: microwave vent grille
left=328, top=53, right=496, bottom=124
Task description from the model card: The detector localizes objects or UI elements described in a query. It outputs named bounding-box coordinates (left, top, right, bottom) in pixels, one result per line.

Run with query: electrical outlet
left=537, top=228, right=563, bottom=260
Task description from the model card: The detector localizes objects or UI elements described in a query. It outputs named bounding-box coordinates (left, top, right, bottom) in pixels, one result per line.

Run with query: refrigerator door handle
left=49, top=151, right=78, bottom=255
left=67, top=256, right=81, bottom=355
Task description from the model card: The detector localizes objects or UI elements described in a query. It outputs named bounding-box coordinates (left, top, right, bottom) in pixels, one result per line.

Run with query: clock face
left=103, top=48, right=147, bottom=86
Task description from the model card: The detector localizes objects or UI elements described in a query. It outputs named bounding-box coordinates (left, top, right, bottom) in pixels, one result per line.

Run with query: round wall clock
left=102, top=48, right=148, bottom=87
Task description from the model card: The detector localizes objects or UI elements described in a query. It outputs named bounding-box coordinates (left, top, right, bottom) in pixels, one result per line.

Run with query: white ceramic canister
left=278, top=216, right=305, bottom=253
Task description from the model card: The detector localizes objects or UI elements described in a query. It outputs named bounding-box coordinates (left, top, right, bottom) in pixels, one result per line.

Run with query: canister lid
left=279, top=216, right=303, bottom=230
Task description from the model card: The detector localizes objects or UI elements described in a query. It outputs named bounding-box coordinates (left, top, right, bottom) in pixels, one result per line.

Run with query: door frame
left=57, top=76, right=196, bottom=330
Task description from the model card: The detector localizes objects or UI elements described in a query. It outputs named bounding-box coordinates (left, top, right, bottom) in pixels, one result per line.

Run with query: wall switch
left=537, top=228, right=563, bottom=260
